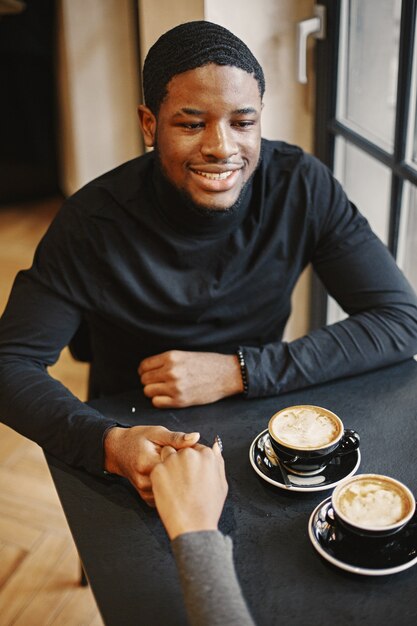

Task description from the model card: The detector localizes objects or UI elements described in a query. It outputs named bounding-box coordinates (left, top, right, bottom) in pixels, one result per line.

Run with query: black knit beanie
left=142, top=20, right=265, bottom=114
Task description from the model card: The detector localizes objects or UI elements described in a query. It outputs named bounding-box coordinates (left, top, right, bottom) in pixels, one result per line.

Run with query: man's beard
left=153, top=146, right=255, bottom=218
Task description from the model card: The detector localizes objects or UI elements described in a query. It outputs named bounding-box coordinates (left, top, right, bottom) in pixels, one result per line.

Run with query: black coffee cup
left=268, top=405, right=360, bottom=475
left=332, top=474, right=416, bottom=538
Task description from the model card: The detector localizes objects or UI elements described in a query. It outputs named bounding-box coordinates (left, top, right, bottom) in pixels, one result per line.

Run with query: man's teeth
left=196, top=170, right=234, bottom=180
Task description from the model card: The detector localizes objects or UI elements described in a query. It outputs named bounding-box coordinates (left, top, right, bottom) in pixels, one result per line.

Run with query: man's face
left=139, top=64, right=262, bottom=211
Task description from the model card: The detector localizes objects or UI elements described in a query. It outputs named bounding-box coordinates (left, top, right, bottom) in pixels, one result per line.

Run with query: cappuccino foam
left=270, top=406, right=340, bottom=449
left=336, top=477, right=411, bottom=528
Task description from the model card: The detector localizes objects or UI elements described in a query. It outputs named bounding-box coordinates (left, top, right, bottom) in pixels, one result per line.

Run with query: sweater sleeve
left=0, top=272, right=120, bottom=475
left=171, top=531, right=255, bottom=626
left=0, top=203, right=121, bottom=476
left=241, top=159, right=417, bottom=397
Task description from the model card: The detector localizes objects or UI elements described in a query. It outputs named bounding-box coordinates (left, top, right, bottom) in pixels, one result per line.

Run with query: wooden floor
left=0, top=198, right=103, bottom=625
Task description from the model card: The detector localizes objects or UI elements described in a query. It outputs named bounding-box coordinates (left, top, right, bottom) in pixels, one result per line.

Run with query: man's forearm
left=242, top=303, right=417, bottom=398
left=242, top=229, right=417, bottom=398
left=0, top=356, right=118, bottom=475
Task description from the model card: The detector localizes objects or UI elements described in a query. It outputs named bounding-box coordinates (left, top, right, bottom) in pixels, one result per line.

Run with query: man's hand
left=138, top=350, right=243, bottom=408
left=103, top=425, right=200, bottom=506
left=150, top=441, right=228, bottom=540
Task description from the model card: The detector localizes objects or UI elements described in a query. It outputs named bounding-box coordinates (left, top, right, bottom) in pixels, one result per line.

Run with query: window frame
left=311, top=0, right=417, bottom=328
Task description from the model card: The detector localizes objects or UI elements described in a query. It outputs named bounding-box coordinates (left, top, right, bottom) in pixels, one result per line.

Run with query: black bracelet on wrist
left=236, top=348, right=248, bottom=396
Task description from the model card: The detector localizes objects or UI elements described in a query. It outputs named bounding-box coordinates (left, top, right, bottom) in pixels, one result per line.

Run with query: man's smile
left=194, top=170, right=234, bottom=180
left=189, top=167, right=242, bottom=192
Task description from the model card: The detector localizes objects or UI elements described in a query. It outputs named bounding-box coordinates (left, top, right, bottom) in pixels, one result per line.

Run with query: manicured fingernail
left=214, top=434, right=223, bottom=452
left=184, top=432, right=200, bottom=441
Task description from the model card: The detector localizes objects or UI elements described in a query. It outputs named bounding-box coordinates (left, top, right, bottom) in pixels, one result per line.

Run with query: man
left=1, top=21, right=417, bottom=504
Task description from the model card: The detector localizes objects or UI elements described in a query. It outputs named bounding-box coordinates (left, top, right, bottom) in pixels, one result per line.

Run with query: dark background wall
left=0, top=0, right=60, bottom=205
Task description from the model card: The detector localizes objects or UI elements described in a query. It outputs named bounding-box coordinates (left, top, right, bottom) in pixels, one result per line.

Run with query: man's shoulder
left=38, top=154, right=155, bottom=260
left=261, top=138, right=322, bottom=173
left=67, top=152, right=154, bottom=217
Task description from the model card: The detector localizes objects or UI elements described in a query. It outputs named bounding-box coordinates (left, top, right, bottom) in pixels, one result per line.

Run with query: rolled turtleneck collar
left=150, top=158, right=253, bottom=239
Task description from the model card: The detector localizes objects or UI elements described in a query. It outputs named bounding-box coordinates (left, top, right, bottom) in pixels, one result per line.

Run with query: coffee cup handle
left=336, top=429, right=360, bottom=456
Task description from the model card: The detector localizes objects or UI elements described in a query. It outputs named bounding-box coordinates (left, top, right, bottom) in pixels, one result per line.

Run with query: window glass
left=397, top=183, right=417, bottom=293
left=334, top=138, right=391, bottom=243
left=412, top=97, right=417, bottom=164
left=408, top=14, right=417, bottom=166
left=327, top=138, right=392, bottom=325
left=337, top=0, right=402, bottom=151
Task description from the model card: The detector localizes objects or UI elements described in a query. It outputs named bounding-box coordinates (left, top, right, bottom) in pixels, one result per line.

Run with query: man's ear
left=138, top=105, right=157, bottom=148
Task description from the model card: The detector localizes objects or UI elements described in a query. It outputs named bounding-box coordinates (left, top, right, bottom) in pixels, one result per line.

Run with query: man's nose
left=200, top=123, right=238, bottom=160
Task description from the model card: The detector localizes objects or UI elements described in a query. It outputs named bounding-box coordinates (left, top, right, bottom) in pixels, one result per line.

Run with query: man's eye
left=179, top=122, right=204, bottom=130
left=233, top=121, right=255, bottom=128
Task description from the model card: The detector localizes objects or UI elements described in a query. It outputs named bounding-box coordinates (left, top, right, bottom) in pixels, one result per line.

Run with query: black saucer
left=249, top=430, right=360, bottom=492
left=308, top=497, right=417, bottom=575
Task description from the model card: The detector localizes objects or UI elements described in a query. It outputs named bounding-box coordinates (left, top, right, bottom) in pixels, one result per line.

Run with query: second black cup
left=268, top=405, right=360, bottom=475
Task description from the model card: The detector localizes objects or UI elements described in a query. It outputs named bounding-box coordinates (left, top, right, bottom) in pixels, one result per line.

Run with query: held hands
left=105, top=349, right=238, bottom=507
left=150, top=441, right=228, bottom=540
left=103, top=425, right=200, bottom=506
left=138, top=350, right=243, bottom=408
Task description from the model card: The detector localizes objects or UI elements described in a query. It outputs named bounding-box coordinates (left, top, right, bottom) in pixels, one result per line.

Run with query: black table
left=46, top=359, right=417, bottom=626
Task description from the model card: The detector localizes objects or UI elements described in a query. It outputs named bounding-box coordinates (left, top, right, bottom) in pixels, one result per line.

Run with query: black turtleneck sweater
left=1, top=140, right=416, bottom=475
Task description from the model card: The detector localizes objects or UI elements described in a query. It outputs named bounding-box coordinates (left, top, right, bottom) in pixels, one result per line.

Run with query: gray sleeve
left=171, top=531, right=256, bottom=626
